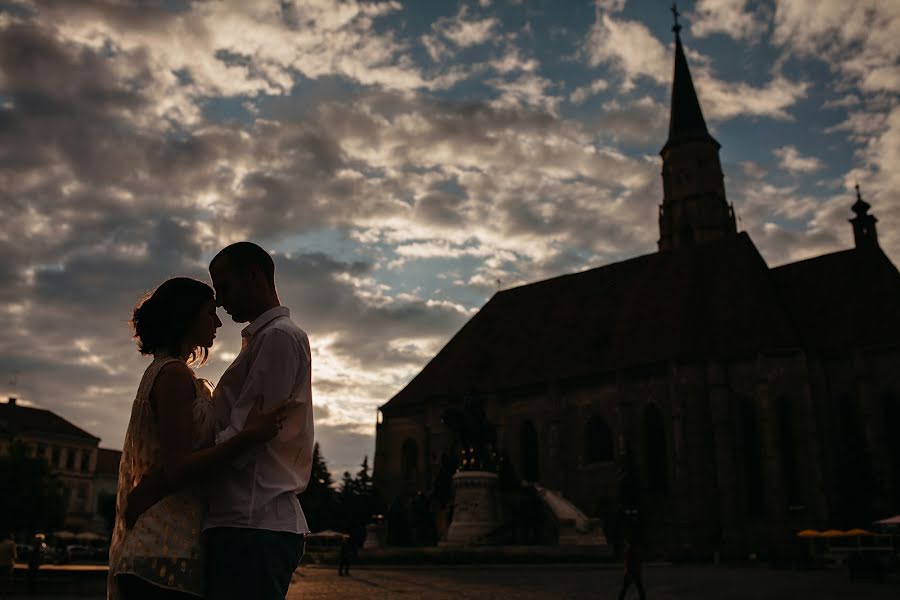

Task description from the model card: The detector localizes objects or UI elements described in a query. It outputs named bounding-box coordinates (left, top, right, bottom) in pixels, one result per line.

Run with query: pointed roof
left=662, top=27, right=719, bottom=153
left=851, top=184, right=872, bottom=216
left=382, top=233, right=798, bottom=412
left=0, top=401, right=100, bottom=442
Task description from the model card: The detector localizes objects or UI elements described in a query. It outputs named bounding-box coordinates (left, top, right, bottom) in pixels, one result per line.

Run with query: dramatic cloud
left=582, top=5, right=808, bottom=120
left=1, top=0, right=896, bottom=478
left=690, top=0, right=768, bottom=42
left=774, top=145, right=823, bottom=174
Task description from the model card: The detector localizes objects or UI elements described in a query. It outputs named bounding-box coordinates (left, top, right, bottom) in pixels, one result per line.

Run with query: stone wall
left=374, top=345, right=900, bottom=559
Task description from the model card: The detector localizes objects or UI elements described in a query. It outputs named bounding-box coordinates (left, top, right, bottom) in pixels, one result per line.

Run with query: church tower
left=850, top=184, right=879, bottom=250
left=658, top=9, right=736, bottom=252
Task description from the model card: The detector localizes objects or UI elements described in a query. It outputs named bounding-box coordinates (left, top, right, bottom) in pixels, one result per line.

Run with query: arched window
left=520, top=420, right=539, bottom=482
left=775, top=397, right=801, bottom=506
left=584, top=416, right=614, bottom=464
left=739, top=398, right=765, bottom=516
left=643, top=405, right=669, bottom=493
left=401, top=438, right=418, bottom=481
left=679, top=223, right=694, bottom=245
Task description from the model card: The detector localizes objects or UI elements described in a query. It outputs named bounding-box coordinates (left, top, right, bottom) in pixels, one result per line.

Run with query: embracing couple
left=107, top=242, right=314, bottom=600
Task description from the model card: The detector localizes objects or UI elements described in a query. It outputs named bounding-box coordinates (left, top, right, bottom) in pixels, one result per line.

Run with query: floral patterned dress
left=108, top=356, right=216, bottom=599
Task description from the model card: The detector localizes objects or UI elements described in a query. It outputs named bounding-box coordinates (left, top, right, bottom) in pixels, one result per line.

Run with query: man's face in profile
left=210, top=257, right=253, bottom=323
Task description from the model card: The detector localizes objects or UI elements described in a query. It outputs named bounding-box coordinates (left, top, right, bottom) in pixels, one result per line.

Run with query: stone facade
left=0, top=397, right=121, bottom=534
left=373, top=26, right=900, bottom=559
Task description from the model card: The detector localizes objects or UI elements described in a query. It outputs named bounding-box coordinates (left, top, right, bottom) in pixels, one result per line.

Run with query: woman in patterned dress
left=108, top=278, right=287, bottom=600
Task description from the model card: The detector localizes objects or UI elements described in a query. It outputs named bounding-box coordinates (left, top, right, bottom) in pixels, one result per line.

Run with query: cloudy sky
left=2, top=0, right=898, bottom=478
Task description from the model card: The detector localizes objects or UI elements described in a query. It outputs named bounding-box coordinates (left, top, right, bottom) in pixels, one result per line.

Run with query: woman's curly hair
left=131, top=277, right=214, bottom=366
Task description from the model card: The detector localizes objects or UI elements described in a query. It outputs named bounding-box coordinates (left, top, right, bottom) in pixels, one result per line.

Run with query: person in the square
left=203, top=242, right=314, bottom=600
left=618, top=535, right=647, bottom=600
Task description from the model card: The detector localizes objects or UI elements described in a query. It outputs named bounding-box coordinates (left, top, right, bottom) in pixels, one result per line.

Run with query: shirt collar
left=241, top=306, right=290, bottom=340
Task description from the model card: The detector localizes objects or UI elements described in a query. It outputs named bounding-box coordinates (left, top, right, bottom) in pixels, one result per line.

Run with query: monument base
left=444, top=470, right=502, bottom=545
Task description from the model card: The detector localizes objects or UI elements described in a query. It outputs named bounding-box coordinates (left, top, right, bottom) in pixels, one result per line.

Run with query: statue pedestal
left=444, top=471, right=502, bottom=545
left=362, top=522, right=384, bottom=549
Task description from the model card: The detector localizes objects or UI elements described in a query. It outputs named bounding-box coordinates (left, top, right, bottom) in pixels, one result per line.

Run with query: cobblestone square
left=286, top=564, right=900, bottom=600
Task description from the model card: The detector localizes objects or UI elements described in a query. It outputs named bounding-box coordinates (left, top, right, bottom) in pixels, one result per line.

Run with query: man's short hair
left=211, top=242, right=275, bottom=286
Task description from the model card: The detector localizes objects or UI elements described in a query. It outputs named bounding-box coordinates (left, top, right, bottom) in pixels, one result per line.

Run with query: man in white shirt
left=205, top=242, right=314, bottom=600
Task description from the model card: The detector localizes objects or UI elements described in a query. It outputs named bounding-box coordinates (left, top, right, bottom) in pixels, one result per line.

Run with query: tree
left=337, top=456, right=384, bottom=548
left=338, top=471, right=355, bottom=500
left=355, top=456, right=373, bottom=497
left=0, top=442, right=65, bottom=534
left=298, top=442, right=338, bottom=532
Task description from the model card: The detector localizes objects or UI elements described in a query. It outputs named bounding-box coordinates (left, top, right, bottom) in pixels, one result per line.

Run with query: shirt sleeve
left=216, top=328, right=303, bottom=446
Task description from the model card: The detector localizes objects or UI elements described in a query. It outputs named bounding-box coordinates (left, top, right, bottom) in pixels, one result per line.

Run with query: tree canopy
left=0, top=442, right=65, bottom=534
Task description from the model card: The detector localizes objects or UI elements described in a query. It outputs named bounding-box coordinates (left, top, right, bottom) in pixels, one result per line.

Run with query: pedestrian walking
left=338, top=535, right=352, bottom=576
left=617, top=536, right=646, bottom=600
left=0, top=533, right=15, bottom=599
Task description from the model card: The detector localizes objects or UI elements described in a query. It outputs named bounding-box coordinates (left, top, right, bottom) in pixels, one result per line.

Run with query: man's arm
left=216, top=328, right=302, bottom=446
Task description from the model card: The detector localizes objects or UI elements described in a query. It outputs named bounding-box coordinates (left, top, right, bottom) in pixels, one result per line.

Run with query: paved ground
left=286, top=564, right=900, bottom=600
left=7, top=563, right=899, bottom=598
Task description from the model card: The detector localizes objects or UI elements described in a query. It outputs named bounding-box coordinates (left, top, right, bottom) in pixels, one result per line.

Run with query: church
left=373, top=19, right=900, bottom=559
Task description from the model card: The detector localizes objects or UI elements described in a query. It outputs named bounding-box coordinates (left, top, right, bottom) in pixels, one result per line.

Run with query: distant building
left=93, top=447, right=123, bottom=533
left=374, top=22, right=900, bottom=559
left=0, top=397, right=120, bottom=534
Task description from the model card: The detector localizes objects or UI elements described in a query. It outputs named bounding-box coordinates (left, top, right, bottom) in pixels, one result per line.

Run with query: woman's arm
left=124, top=361, right=284, bottom=528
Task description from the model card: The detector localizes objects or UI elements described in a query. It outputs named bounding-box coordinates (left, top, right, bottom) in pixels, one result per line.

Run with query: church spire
left=850, top=184, right=879, bottom=249
left=657, top=6, right=736, bottom=252
left=664, top=3, right=718, bottom=153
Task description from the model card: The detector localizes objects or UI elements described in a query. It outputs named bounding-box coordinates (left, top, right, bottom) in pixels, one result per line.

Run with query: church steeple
left=664, top=8, right=718, bottom=153
left=658, top=5, right=736, bottom=252
left=850, top=184, right=879, bottom=249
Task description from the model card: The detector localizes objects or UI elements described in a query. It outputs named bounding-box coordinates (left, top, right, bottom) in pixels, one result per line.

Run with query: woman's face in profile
left=186, top=298, right=222, bottom=349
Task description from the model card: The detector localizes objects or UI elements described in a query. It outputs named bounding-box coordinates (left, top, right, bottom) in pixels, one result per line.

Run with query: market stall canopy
left=844, top=528, right=874, bottom=536
left=820, top=529, right=846, bottom=537
left=874, top=515, right=900, bottom=525
left=796, top=529, right=820, bottom=538
left=305, top=530, right=349, bottom=540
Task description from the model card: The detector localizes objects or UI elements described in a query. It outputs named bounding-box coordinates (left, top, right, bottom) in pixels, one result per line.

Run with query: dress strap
left=135, top=357, right=187, bottom=409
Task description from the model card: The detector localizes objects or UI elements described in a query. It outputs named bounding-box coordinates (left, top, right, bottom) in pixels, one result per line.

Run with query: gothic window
left=836, top=395, right=878, bottom=523
left=401, top=438, right=418, bottom=481
left=643, top=405, right=669, bottom=493
left=584, top=416, right=614, bottom=464
left=739, top=398, right=765, bottom=516
left=520, top=420, right=539, bottom=482
left=775, top=397, right=802, bottom=507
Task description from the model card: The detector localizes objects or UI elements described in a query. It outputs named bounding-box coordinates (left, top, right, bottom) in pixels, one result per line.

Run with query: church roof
left=662, top=30, right=719, bottom=153
left=0, top=401, right=100, bottom=443
left=772, top=246, right=900, bottom=352
left=383, top=232, right=797, bottom=411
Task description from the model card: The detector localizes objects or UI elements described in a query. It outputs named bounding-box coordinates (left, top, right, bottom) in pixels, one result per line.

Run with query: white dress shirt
left=204, top=306, right=314, bottom=534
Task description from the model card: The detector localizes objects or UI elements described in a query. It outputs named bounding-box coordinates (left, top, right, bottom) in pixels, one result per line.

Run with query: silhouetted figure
left=0, top=533, right=15, bottom=599
left=431, top=453, right=455, bottom=507
left=409, top=492, right=437, bottom=546
left=338, top=536, right=352, bottom=577
left=441, top=393, right=497, bottom=472
left=618, top=536, right=646, bottom=600
left=386, top=498, right=410, bottom=546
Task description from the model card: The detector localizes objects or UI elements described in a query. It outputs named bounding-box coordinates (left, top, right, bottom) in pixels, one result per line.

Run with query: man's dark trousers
left=205, top=527, right=305, bottom=600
